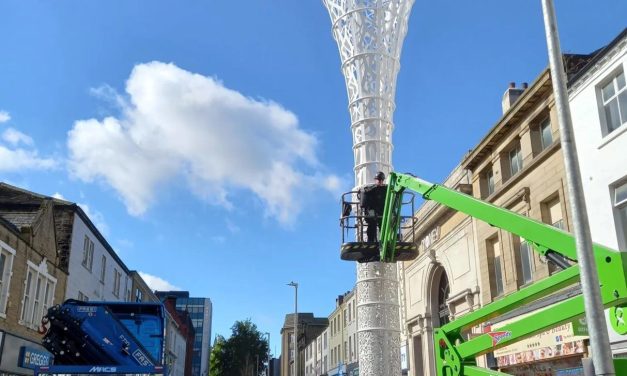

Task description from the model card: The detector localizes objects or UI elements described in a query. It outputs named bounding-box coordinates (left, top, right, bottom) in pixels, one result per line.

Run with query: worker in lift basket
left=361, top=171, right=387, bottom=242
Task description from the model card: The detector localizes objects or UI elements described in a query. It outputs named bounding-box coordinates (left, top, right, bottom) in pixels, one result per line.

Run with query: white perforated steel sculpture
left=322, top=0, right=415, bottom=374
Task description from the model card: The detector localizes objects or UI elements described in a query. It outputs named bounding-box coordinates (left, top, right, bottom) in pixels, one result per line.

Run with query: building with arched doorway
left=400, top=47, right=605, bottom=373
left=398, top=165, right=482, bottom=376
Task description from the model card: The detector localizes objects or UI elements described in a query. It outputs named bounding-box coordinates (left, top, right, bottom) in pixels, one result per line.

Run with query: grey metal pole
left=288, top=282, right=299, bottom=376
left=540, top=1, right=615, bottom=375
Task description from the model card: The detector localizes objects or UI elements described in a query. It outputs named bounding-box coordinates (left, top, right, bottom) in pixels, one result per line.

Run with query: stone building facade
left=399, top=166, right=480, bottom=376
left=280, top=313, right=328, bottom=376
left=0, top=197, right=67, bottom=375
left=400, top=49, right=601, bottom=374
left=0, top=182, right=166, bottom=374
left=130, top=270, right=160, bottom=303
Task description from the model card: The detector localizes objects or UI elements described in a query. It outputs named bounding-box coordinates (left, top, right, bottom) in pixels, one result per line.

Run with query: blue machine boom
left=41, top=300, right=165, bottom=366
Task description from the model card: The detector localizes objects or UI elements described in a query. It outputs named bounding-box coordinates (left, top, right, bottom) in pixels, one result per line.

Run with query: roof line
left=567, top=27, right=627, bottom=85
left=0, top=182, right=130, bottom=273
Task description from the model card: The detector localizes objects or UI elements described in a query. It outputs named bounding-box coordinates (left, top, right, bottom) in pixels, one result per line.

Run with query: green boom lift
left=375, top=172, right=627, bottom=375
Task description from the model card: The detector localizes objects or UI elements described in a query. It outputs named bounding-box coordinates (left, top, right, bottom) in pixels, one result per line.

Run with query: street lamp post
left=287, top=282, right=298, bottom=376
left=539, top=1, right=615, bottom=375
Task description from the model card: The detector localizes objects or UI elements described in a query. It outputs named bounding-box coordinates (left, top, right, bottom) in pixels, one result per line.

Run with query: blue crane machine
left=36, top=299, right=167, bottom=376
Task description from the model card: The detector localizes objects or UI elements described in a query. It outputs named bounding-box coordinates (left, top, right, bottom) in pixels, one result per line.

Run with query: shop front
left=0, top=331, right=54, bottom=376
left=492, top=321, right=587, bottom=376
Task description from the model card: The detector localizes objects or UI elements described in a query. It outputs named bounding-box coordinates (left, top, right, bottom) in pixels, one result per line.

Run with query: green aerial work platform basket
left=339, top=188, right=418, bottom=263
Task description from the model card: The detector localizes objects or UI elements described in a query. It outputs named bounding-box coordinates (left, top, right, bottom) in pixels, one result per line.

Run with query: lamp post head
left=287, top=281, right=298, bottom=288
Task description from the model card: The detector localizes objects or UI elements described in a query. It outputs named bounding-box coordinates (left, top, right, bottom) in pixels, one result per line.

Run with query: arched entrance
left=425, top=265, right=451, bottom=375
left=437, top=270, right=451, bottom=326
left=429, top=265, right=451, bottom=328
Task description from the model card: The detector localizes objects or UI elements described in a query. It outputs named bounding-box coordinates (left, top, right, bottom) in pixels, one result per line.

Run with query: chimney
left=502, top=82, right=526, bottom=114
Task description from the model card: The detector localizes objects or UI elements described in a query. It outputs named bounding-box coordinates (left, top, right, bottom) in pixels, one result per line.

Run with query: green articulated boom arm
left=379, top=172, right=627, bottom=376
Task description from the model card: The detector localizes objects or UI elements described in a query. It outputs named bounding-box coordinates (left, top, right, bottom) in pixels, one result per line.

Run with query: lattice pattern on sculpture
left=323, top=0, right=414, bottom=187
left=322, top=1, right=415, bottom=375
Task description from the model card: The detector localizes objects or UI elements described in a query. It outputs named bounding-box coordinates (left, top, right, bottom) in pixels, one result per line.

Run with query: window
left=0, top=242, right=15, bottom=316
left=614, top=180, right=627, bottom=250
left=508, top=145, right=523, bottom=177
left=348, top=302, right=351, bottom=322
left=600, top=70, right=627, bottom=135
left=323, top=332, right=327, bottom=349
left=543, top=197, right=565, bottom=230
left=78, top=291, right=89, bottom=301
left=100, top=256, right=106, bottom=283
left=542, top=196, right=570, bottom=273
left=539, top=117, right=553, bottom=150
left=20, top=261, right=56, bottom=329
left=135, top=288, right=143, bottom=302
left=481, top=168, right=495, bottom=198
left=113, top=268, right=121, bottom=297
left=344, top=341, right=348, bottom=359
left=82, top=235, right=94, bottom=271
left=517, top=238, right=533, bottom=285
left=343, top=309, right=347, bottom=327
left=488, top=237, right=504, bottom=297
left=349, top=336, right=352, bottom=360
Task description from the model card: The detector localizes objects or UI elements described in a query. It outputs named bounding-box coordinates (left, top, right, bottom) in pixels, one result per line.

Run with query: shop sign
left=419, top=227, right=439, bottom=251
left=556, top=367, right=584, bottom=376
left=493, top=320, right=587, bottom=368
left=0, top=332, right=53, bottom=375
left=18, top=346, right=54, bottom=369
left=571, top=317, right=588, bottom=336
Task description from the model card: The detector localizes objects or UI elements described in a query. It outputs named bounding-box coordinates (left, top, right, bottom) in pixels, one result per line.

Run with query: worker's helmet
left=375, top=171, right=385, bottom=181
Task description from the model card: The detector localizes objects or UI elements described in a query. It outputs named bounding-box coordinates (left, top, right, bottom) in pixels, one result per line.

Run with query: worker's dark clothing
left=360, top=184, right=387, bottom=242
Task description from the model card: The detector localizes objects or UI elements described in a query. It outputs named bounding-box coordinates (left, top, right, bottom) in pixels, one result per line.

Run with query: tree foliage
left=210, top=319, right=269, bottom=376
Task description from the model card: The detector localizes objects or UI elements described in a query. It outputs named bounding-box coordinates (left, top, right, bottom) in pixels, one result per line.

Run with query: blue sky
left=0, top=0, right=625, bottom=355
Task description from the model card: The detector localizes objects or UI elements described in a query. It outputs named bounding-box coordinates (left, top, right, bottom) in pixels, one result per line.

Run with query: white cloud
left=68, top=61, right=340, bottom=224
left=0, top=146, right=57, bottom=172
left=78, top=202, right=109, bottom=236
left=52, top=192, right=66, bottom=200
left=0, top=111, right=58, bottom=172
left=2, top=127, right=34, bottom=146
left=139, top=271, right=181, bottom=292
left=0, top=111, right=10, bottom=123
left=89, top=84, right=127, bottom=110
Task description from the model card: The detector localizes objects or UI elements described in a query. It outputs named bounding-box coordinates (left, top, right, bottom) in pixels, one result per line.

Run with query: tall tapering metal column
left=322, top=1, right=415, bottom=374
left=540, top=1, right=615, bottom=375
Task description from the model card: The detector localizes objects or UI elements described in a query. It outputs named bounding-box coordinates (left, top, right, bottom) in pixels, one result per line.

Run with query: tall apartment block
left=156, top=291, right=213, bottom=376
